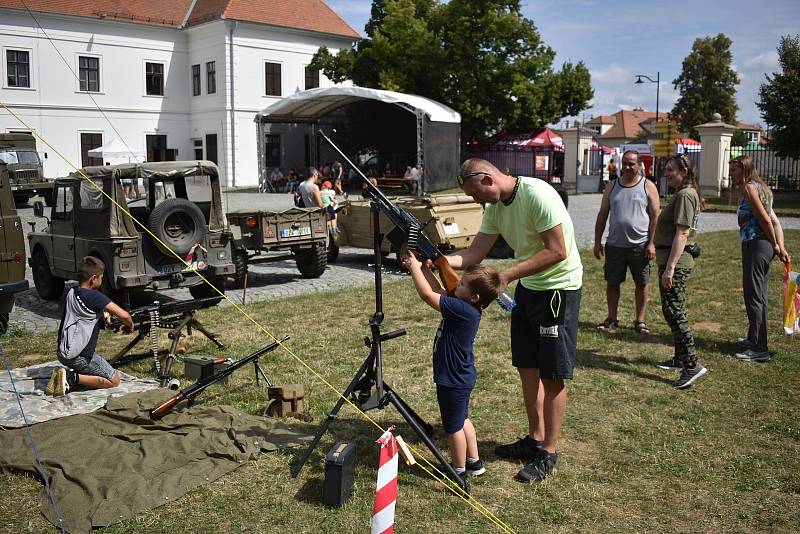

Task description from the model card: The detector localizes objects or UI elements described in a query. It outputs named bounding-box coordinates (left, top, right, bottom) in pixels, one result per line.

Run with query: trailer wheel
left=233, top=249, right=248, bottom=288
left=296, top=243, right=327, bottom=278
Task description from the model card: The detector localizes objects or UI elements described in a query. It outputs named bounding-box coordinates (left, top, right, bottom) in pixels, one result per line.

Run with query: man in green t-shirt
left=448, top=158, right=583, bottom=483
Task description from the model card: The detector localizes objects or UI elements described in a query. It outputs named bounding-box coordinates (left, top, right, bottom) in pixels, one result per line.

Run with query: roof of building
left=737, top=122, right=762, bottom=131
left=586, top=115, right=616, bottom=125
left=0, top=0, right=360, bottom=37
left=588, top=109, right=668, bottom=140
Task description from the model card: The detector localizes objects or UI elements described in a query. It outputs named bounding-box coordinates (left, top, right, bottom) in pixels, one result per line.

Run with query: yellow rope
left=1, top=100, right=517, bottom=534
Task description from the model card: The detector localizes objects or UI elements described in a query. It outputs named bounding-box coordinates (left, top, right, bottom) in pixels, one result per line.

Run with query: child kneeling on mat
left=45, top=256, right=134, bottom=396
left=401, top=252, right=500, bottom=480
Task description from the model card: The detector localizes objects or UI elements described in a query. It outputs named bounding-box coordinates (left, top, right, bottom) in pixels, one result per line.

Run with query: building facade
left=0, top=0, right=358, bottom=186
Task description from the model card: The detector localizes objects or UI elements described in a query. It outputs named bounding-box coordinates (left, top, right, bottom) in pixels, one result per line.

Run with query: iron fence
left=464, top=149, right=564, bottom=183
left=732, top=147, right=800, bottom=191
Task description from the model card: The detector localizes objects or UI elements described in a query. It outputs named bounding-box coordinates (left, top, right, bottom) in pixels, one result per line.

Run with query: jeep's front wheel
left=296, top=243, right=327, bottom=278
left=32, top=250, right=65, bottom=300
left=188, top=276, right=225, bottom=304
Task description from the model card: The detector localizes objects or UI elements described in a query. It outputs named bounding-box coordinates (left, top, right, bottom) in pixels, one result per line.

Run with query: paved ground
left=9, top=191, right=800, bottom=334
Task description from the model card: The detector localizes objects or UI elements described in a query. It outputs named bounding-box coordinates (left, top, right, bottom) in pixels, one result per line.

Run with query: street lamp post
left=634, top=72, right=660, bottom=124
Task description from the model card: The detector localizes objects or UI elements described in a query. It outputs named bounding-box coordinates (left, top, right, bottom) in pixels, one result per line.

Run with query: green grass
left=704, top=195, right=800, bottom=218
left=2, top=230, right=799, bottom=533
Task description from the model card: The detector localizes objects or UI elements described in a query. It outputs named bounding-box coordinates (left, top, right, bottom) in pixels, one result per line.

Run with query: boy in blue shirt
left=45, top=256, right=133, bottom=396
left=401, top=252, right=500, bottom=480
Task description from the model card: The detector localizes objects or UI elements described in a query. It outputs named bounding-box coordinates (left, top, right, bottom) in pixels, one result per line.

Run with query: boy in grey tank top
left=593, top=150, right=661, bottom=334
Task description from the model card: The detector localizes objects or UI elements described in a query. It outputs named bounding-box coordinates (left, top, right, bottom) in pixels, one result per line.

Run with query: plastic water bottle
left=496, top=291, right=516, bottom=313
left=789, top=271, right=800, bottom=284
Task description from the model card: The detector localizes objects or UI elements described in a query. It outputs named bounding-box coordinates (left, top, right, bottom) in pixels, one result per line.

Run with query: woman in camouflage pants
left=652, top=154, right=708, bottom=389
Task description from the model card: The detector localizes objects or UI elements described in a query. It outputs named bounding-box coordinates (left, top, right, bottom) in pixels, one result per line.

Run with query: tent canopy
left=490, top=128, right=564, bottom=151
left=87, top=138, right=146, bottom=165
left=254, top=86, right=461, bottom=124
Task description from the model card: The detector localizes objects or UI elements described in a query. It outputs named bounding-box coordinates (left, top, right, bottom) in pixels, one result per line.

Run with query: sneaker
left=45, top=368, right=67, bottom=396
left=674, top=363, right=708, bottom=389
left=597, top=318, right=619, bottom=332
left=495, top=436, right=543, bottom=461
left=735, top=349, right=771, bottom=362
left=515, top=449, right=557, bottom=483
left=465, top=458, right=486, bottom=476
left=655, top=357, right=682, bottom=370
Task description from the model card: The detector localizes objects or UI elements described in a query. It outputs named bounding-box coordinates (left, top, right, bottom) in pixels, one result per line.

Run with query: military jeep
left=27, top=161, right=235, bottom=304
left=0, top=162, right=29, bottom=332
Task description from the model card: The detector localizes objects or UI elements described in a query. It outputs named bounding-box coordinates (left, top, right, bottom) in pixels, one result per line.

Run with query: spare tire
left=148, top=198, right=206, bottom=257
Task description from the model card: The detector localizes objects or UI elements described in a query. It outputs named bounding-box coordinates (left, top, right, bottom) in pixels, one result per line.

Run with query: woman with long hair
left=653, top=154, right=707, bottom=389
left=729, top=155, right=791, bottom=361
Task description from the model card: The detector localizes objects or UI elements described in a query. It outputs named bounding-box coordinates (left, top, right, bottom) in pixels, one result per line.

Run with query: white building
left=0, top=0, right=359, bottom=186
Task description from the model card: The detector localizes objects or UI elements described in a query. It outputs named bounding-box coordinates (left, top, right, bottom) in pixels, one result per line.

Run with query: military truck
left=331, top=194, right=484, bottom=261
left=0, top=162, right=29, bottom=332
left=28, top=161, right=235, bottom=305
left=0, top=133, right=54, bottom=206
left=228, top=207, right=329, bottom=285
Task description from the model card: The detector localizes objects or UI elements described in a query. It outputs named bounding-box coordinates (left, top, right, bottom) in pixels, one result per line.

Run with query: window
left=79, top=180, right=106, bottom=210
left=80, top=133, right=103, bottom=167
left=206, top=61, right=216, bottom=94
left=146, top=134, right=168, bottom=162
left=193, top=139, right=203, bottom=160
left=265, top=62, right=281, bottom=96
left=145, top=62, right=164, bottom=95
left=745, top=131, right=759, bottom=144
left=54, top=185, right=74, bottom=220
left=79, top=56, right=100, bottom=92
left=205, top=134, right=218, bottom=164
left=264, top=134, right=280, bottom=167
left=304, top=66, right=319, bottom=90
left=191, top=64, right=201, bottom=96
left=6, top=50, right=30, bottom=88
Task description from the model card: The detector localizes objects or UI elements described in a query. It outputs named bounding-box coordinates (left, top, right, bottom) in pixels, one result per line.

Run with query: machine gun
left=318, top=130, right=460, bottom=294
left=149, top=336, right=288, bottom=420
left=109, top=296, right=225, bottom=388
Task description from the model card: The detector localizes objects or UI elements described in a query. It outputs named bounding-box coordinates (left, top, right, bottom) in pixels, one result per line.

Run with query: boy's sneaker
left=45, top=368, right=68, bottom=396
left=465, top=458, right=486, bottom=476
left=674, top=363, right=707, bottom=389
left=515, top=450, right=557, bottom=483
left=655, top=357, right=682, bottom=370
left=495, top=436, right=542, bottom=461
left=735, top=349, right=771, bottom=362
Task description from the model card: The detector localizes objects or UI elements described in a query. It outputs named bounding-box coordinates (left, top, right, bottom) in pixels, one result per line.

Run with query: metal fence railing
left=464, top=149, right=564, bottom=183
left=731, top=147, right=800, bottom=191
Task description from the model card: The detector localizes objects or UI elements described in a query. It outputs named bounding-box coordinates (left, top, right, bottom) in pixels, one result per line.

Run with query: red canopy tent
left=490, top=128, right=565, bottom=152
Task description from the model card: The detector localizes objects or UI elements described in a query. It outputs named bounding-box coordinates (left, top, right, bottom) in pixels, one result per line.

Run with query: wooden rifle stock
left=149, top=393, right=186, bottom=420
left=433, top=256, right=460, bottom=295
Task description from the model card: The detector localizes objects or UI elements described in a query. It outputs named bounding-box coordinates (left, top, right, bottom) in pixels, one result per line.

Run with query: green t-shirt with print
left=479, top=177, right=583, bottom=290
left=653, top=186, right=700, bottom=269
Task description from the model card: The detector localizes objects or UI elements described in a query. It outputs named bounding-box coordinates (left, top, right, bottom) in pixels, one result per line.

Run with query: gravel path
left=8, top=191, right=799, bottom=334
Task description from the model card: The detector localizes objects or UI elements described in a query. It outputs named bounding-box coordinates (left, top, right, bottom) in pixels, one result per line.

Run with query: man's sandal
left=597, top=317, right=619, bottom=331
left=634, top=321, right=651, bottom=334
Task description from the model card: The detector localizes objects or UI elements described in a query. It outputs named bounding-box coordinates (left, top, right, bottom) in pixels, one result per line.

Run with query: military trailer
left=0, top=162, right=29, bottom=332
left=228, top=207, right=329, bottom=285
left=0, top=133, right=54, bottom=206
left=28, top=161, right=235, bottom=305
left=332, top=194, right=484, bottom=260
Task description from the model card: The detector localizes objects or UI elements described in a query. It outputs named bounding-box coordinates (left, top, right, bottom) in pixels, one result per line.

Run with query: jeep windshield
left=0, top=149, right=40, bottom=165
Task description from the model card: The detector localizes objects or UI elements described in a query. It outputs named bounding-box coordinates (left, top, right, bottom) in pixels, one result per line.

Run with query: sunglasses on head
left=456, top=171, right=488, bottom=186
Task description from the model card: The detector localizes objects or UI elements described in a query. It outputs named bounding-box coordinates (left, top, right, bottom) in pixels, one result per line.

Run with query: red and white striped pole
left=371, top=427, right=398, bottom=534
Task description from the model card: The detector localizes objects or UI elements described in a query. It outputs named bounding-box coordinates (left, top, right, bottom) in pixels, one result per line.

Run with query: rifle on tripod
left=149, top=336, right=289, bottom=420
left=318, top=130, right=461, bottom=295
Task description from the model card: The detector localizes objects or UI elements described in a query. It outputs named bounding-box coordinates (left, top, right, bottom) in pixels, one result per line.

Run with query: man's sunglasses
left=456, top=171, right=488, bottom=185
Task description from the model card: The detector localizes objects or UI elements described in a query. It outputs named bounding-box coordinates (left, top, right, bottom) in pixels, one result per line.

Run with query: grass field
left=2, top=230, right=799, bottom=533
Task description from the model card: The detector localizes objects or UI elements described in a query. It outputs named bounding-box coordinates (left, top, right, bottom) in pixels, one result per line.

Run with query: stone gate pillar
left=695, top=113, right=737, bottom=196
left=560, top=128, right=591, bottom=194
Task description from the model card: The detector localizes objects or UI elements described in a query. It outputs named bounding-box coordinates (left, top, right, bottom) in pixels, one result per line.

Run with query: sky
left=325, top=0, right=799, bottom=127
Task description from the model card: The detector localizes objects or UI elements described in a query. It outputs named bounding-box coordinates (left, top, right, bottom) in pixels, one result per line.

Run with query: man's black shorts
left=604, top=244, right=651, bottom=285
left=511, top=285, right=581, bottom=379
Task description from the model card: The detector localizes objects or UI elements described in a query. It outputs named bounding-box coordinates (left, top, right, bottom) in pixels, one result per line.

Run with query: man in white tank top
left=593, top=150, right=661, bottom=334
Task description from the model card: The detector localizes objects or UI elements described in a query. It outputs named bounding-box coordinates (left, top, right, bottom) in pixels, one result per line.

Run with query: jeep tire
left=233, top=248, right=248, bottom=288
left=296, top=243, right=327, bottom=278
left=148, top=198, right=207, bottom=257
left=32, top=249, right=65, bottom=301
left=188, top=276, right=225, bottom=304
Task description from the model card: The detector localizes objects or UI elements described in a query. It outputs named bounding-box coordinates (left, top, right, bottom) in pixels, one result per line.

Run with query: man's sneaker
left=597, top=318, right=619, bottom=332
left=674, top=363, right=707, bottom=389
left=655, top=357, right=682, bottom=370
left=514, top=450, right=557, bottom=483
left=465, top=458, right=486, bottom=476
left=735, top=348, right=771, bottom=362
left=495, top=436, right=542, bottom=461
left=45, top=368, right=68, bottom=396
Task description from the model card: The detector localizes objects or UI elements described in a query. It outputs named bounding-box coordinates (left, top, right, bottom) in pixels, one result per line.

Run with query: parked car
left=0, top=162, right=29, bottom=332
left=28, top=160, right=235, bottom=305
left=227, top=207, right=329, bottom=285
left=0, top=132, right=54, bottom=206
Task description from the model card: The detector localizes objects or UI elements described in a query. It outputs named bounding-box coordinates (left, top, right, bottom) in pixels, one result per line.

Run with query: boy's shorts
left=604, top=244, right=651, bottom=285
left=436, top=384, right=472, bottom=434
left=325, top=205, right=336, bottom=219
left=511, top=286, right=581, bottom=379
left=60, top=352, right=117, bottom=381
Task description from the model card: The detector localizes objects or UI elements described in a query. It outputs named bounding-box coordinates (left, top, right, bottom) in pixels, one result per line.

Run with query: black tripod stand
left=291, top=202, right=467, bottom=491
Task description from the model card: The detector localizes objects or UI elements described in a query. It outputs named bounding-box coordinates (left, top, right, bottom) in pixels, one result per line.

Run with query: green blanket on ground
left=0, top=388, right=312, bottom=533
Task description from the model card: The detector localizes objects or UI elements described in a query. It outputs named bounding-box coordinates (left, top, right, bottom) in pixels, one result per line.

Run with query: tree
left=731, top=129, right=749, bottom=147
left=311, top=0, right=593, bottom=141
left=757, top=34, right=800, bottom=158
left=671, top=34, right=740, bottom=139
